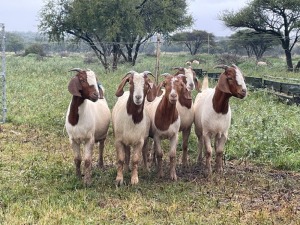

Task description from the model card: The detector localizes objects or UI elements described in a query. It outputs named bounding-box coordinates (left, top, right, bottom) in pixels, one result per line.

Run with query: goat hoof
left=115, top=177, right=124, bottom=186
left=131, top=177, right=139, bottom=185
left=170, top=173, right=177, bottom=181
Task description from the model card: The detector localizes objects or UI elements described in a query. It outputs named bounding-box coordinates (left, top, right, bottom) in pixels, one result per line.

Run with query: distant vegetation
left=0, top=53, right=299, bottom=224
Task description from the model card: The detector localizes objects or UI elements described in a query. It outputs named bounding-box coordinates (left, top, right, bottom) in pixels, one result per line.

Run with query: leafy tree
left=39, top=0, right=192, bottom=71
left=229, top=30, right=279, bottom=60
left=5, top=32, right=24, bottom=54
left=171, top=30, right=215, bottom=55
left=220, top=0, right=300, bottom=71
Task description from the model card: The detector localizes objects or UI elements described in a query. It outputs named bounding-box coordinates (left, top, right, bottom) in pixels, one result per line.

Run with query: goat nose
left=136, top=95, right=142, bottom=100
left=171, top=93, right=177, bottom=98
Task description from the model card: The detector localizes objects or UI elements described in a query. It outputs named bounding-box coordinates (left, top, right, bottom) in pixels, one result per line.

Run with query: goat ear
left=98, top=86, right=104, bottom=99
left=68, top=76, right=82, bottom=97
left=217, top=73, right=231, bottom=94
left=146, top=82, right=157, bottom=102
left=193, top=71, right=201, bottom=92
left=156, top=81, right=164, bottom=97
left=115, top=75, right=130, bottom=97
left=183, top=87, right=192, bottom=100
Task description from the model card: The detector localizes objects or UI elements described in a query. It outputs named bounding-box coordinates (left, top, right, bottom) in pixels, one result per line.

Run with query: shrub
left=24, top=43, right=46, bottom=57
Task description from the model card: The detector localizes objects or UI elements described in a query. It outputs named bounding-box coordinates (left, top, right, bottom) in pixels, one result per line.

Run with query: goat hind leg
left=181, top=128, right=191, bottom=168
left=97, top=139, right=105, bottom=168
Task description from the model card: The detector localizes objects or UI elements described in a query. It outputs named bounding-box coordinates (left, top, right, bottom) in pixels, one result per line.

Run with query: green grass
left=0, top=53, right=300, bottom=224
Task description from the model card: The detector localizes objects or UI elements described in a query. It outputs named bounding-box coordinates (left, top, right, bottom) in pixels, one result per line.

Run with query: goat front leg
left=115, top=141, right=125, bottom=186
left=71, top=140, right=82, bottom=179
left=181, top=128, right=191, bottom=168
left=203, top=133, right=213, bottom=177
left=83, top=138, right=94, bottom=186
left=169, top=133, right=178, bottom=181
left=215, top=134, right=227, bottom=174
left=131, top=142, right=143, bottom=185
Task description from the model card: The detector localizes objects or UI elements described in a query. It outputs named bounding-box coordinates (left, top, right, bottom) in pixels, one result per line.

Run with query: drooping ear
left=146, top=81, right=157, bottom=102
left=115, top=74, right=131, bottom=97
left=98, top=86, right=104, bottom=99
left=193, top=71, right=201, bottom=92
left=183, top=86, right=192, bottom=100
left=68, top=76, right=82, bottom=97
left=217, top=73, right=231, bottom=94
left=156, top=81, right=164, bottom=97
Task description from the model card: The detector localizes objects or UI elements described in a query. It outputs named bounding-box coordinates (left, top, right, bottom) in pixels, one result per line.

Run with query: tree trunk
left=284, top=49, right=293, bottom=71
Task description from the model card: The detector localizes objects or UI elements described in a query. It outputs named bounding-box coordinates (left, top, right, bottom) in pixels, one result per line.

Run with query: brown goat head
left=215, top=64, right=247, bottom=99
left=68, top=69, right=99, bottom=102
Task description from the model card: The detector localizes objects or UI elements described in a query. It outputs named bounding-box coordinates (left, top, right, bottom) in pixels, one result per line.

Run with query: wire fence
left=0, top=23, right=6, bottom=123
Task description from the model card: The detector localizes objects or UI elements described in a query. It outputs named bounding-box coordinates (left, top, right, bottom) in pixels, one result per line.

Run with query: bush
left=24, top=43, right=46, bottom=57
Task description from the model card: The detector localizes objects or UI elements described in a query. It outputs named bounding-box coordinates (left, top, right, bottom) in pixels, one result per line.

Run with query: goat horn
left=69, top=68, right=83, bottom=72
left=126, top=71, right=136, bottom=75
left=214, top=65, right=229, bottom=70
left=171, top=67, right=183, bottom=70
left=143, top=71, right=155, bottom=78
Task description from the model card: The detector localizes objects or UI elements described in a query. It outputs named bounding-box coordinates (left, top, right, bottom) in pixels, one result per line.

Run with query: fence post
left=154, top=34, right=161, bottom=85
left=0, top=23, right=6, bottom=123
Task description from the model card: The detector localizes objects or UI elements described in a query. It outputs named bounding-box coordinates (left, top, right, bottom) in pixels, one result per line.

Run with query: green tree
left=229, top=30, right=279, bottom=60
left=39, top=0, right=192, bottom=71
left=171, top=30, right=215, bottom=55
left=5, top=32, right=24, bottom=54
left=220, top=0, right=300, bottom=71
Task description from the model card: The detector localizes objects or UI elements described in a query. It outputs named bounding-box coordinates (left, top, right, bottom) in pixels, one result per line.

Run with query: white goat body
left=65, top=69, right=111, bottom=185
left=112, top=71, right=155, bottom=185
left=194, top=64, right=247, bottom=176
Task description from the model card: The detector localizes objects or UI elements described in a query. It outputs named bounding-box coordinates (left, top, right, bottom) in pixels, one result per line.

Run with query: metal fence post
left=0, top=23, right=6, bottom=123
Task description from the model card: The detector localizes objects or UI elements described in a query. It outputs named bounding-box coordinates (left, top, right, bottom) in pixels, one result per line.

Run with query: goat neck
left=212, top=86, right=232, bottom=114
left=155, top=95, right=178, bottom=131
left=68, top=96, right=85, bottom=126
left=126, top=94, right=145, bottom=124
left=178, top=90, right=192, bottom=109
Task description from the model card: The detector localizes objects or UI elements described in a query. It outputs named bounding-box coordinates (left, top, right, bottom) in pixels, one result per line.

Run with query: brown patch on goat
left=67, top=71, right=99, bottom=125
left=116, top=73, right=156, bottom=124
left=213, top=66, right=243, bottom=114
left=154, top=76, right=183, bottom=131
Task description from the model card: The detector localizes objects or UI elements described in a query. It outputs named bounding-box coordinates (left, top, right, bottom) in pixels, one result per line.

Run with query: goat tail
left=201, top=75, right=209, bottom=91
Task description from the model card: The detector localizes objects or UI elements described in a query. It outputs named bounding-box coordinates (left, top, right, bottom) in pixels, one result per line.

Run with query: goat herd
left=65, top=65, right=247, bottom=186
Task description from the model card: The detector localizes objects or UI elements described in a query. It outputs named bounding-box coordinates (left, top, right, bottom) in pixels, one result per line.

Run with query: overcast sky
left=0, top=0, right=249, bottom=36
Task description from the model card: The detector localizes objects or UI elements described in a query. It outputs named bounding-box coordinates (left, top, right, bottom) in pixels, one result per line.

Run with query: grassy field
left=0, top=53, right=300, bottom=224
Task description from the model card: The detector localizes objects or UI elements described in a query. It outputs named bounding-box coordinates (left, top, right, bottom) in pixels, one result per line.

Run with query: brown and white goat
left=172, top=67, right=200, bottom=167
left=194, top=64, right=247, bottom=176
left=65, top=69, right=111, bottom=185
left=112, top=71, right=156, bottom=185
left=145, top=74, right=191, bottom=180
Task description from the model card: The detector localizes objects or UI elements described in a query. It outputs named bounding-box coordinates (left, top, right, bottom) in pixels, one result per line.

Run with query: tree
left=171, top=30, right=215, bottom=55
left=39, top=0, right=192, bottom=71
left=220, top=0, right=300, bottom=71
left=5, top=32, right=24, bottom=54
left=229, top=30, right=279, bottom=60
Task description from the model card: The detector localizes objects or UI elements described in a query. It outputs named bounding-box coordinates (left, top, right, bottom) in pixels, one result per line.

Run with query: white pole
left=154, top=34, right=161, bottom=85
left=0, top=23, right=6, bottom=123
